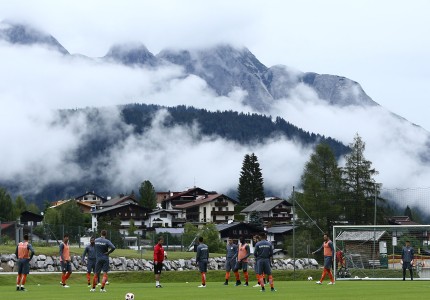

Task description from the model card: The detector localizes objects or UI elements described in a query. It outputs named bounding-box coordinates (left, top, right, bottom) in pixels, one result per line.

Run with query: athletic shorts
left=61, top=261, right=72, bottom=273
left=254, top=259, right=260, bottom=274
left=154, top=262, right=163, bottom=274
left=225, top=258, right=235, bottom=271
left=257, top=258, right=272, bottom=275
left=87, top=259, right=96, bottom=273
left=233, top=261, right=248, bottom=272
left=95, top=258, right=110, bottom=274
left=198, top=260, right=208, bottom=273
left=17, top=259, right=30, bottom=275
left=403, top=261, right=413, bottom=270
left=324, top=256, right=333, bottom=269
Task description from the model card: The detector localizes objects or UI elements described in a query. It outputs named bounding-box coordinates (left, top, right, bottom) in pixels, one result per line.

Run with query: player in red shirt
left=153, top=236, right=166, bottom=288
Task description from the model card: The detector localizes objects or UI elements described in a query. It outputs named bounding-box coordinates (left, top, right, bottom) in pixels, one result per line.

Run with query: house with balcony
left=74, top=191, right=106, bottom=205
left=161, top=187, right=211, bottom=209
left=241, top=197, right=293, bottom=226
left=90, top=201, right=150, bottom=232
left=174, top=193, right=236, bottom=224
left=145, top=209, right=186, bottom=228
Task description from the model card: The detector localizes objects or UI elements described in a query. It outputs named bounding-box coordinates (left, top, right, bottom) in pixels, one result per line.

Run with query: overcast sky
left=1, top=0, right=430, bottom=209
left=2, top=0, right=429, bottom=129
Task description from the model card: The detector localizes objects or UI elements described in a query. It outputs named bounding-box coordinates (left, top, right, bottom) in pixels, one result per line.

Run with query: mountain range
left=1, top=21, right=429, bottom=214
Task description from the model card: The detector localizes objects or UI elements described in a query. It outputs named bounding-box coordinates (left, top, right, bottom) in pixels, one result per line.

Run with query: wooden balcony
left=272, top=208, right=291, bottom=214
left=212, top=211, right=235, bottom=216
left=214, top=202, right=229, bottom=207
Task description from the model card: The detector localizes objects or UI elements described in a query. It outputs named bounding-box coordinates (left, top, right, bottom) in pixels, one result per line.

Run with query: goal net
left=333, top=225, right=430, bottom=280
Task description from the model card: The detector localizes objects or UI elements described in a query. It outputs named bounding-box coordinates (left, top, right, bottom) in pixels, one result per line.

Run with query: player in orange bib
left=233, top=236, right=251, bottom=286
left=312, top=233, right=335, bottom=285
left=59, top=233, right=72, bottom=288
left=15, top=234, right=35, bottom=291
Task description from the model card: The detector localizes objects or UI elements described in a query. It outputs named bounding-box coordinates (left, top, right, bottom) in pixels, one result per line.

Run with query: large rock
left=113, top=258, right=123, bottom=266
left=1, top=254, right=11, bottom=262
left=46, top=265, right=55, bottom=272
left=45, top=256, right=54, bottom=266
left=7, top=260, right=15, bottom=268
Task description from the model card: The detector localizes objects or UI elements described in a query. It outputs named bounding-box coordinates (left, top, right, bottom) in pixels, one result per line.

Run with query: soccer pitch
left=1, top=277, right=430, bottom=300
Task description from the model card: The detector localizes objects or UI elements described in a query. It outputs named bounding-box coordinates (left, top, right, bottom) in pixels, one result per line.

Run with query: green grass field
left=1, top=272, right=430, bottom=300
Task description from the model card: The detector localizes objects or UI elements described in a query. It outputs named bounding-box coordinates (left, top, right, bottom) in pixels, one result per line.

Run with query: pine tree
left=343, top=133, right=381, bottom=225
left=14, top=195, right=27, bottom=219
left=0, top=187, right=15, bottom=221
left=139, top=180, right=157, bottom=209
left=237, top=153, right=265, bottom=206
left=299, top=143, right=344, bottom=231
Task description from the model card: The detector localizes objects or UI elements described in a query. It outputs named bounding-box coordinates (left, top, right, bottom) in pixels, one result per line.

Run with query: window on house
left=160, top=213, right=167, bottom=218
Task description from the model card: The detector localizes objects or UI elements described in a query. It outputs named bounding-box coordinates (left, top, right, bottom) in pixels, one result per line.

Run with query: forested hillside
left=2, top=104, right=349, bottom=207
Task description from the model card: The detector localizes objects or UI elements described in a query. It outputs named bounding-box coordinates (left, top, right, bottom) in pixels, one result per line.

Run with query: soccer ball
left=125, top=293, right=135, bottom=300
left=307, top=276, right=313, bottom=281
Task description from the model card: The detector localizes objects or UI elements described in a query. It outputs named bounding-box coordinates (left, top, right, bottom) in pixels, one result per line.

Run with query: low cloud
left=1, top=42, right=430, bottom=212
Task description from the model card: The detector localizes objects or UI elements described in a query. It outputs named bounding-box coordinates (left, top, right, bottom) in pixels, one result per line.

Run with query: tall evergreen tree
left=27, top=203, right=40, bottom=214
left=139, top=180, right=157, bottom=209
left=14, top=195, right=27, bottom=219
left=404, top=206, right=413, bottom=220
left=299, top=143, right=344, bottom=231
left=0, top=187, right=15, bottom=221
left=343, top=133, right=381, bottom=225
left=237, top=153, right=265, bottom=206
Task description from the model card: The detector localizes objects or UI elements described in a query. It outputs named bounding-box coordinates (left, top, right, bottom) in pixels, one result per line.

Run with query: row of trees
left=0, top=188, right=39, bottom=222
left=299, top=133, right=382, bottom=228
left=237, top=133, right=387, bottom=229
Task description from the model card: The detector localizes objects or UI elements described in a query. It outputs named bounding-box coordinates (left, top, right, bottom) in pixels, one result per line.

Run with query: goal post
left=332, top=225, right=430, bottom=280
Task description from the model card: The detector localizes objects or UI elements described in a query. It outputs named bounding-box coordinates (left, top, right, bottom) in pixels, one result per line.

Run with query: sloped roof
left=241, top=199, right=291, bottom=213
left=99, top=194, right=138, bottom=207
left=162, top=187, right=210, bottom=202
left=148, top=209, right=182, bottom=215
left=0, top=223, right=14, bottom=230
left=91, top=201, right=142, bottom=215
left=388, top=216, right=420, bottom=225
left=336, top=230, right=386, bottom=241
left=174, top=193, right=234, bottom=209
left=266, top=225, right=295, bottom=234
left=215, top=222, right=263, bottom=232
left=20, top=210, right=44, bottom=221
left=74, top=191, right=106, bottom=201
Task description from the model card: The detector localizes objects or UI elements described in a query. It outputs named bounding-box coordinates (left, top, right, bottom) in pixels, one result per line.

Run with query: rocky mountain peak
left=104, top=43, right=157, bottom=66
left=0, top=21, right=69, bottom=55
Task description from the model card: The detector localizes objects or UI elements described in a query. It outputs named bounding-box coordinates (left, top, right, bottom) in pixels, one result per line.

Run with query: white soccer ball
left=307, top=276, right=313, bottom=281
left=125, top=293, right=135, bottom=300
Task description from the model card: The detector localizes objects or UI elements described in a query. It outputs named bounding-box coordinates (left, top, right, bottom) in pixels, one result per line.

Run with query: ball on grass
left=125, top=292, right=135, bottom=300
